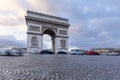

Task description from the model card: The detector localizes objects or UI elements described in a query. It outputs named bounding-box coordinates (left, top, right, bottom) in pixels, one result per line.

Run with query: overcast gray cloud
left=0, top=35, right=26, bottom=47
left=0, top=0, right=120, bottom=49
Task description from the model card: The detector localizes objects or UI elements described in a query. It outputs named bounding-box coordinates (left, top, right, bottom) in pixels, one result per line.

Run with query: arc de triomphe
left=25, top=11, right=70, bottom=53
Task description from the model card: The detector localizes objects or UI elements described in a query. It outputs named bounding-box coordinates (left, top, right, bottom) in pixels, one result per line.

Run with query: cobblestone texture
left=0, top=54, right=120, bottom=80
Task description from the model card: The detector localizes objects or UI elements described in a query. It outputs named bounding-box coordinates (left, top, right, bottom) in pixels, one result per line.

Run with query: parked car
left=40, top=50, right=54, bottom=54
left=70, top=49, right=86, bottom=55
left=106, top=52, right=119, bottom=56
left=57, top=51, right=67, bottom=54
left=86, top=51, right=100, bottom=55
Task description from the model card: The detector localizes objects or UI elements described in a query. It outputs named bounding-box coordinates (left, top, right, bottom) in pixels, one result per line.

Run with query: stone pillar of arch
left=25, top=10, right=70, bottom=53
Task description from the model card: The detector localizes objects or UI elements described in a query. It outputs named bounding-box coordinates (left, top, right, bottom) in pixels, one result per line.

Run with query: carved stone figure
left=31, top=36, right=38, bottom=47
left=60, top=39, right=66, bottom=49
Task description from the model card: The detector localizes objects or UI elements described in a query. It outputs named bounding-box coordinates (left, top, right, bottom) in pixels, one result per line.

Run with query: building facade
left=91, top=48, right=117, bottom=53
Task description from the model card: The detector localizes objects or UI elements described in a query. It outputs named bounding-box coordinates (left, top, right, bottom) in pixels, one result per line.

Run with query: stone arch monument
left=25, top=11, right=70, bottom=53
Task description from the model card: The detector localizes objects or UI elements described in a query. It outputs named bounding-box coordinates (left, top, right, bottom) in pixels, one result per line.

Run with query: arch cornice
left=25, top=16, right=70, bottom=27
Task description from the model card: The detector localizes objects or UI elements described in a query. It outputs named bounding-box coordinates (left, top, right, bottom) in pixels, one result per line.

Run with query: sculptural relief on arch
left=25, top=10, right=70, bottom=53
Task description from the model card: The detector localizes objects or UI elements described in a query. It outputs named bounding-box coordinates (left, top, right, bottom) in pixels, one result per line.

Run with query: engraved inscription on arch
left=59, top=30, right=67, bottom=35
left=29, top=26, right=40, bottom=32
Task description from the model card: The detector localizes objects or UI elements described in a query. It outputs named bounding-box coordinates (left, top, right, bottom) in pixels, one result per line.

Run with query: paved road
left=0, top=54, right=120, bottom=80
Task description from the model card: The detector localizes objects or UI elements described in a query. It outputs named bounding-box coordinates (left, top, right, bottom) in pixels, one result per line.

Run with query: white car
left=106, top=52, right=119, bottom=56
left=69, top=49, right=85, bottom=55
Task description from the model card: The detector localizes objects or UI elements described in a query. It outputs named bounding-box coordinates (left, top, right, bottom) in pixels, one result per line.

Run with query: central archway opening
left=43, top=34, right=52, bottom=50
left=42, top=29, right=56, bottom=52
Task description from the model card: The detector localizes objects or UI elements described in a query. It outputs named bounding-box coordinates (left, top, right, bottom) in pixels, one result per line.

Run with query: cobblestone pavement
left=0, top=54, right=120, bottom=80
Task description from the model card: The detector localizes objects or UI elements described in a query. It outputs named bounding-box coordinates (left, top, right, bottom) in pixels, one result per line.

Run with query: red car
left=86, top=51, right=100, bottom=55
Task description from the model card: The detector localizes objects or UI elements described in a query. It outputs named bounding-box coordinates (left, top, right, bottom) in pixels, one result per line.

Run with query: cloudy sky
left=0, top=0, right=120, bottom=49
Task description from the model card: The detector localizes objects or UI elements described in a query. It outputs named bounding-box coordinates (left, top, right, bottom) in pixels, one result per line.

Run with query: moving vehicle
left=0, top=48, right=23, bottom=56
left=86, top=51, right=100, bottom=55
left=40, top=50, right=54, bottom=54
left=57, top=51, right=67, bottom=54
left=9, top=49, right=23, bottom=56
left=70, top=49, right=86, bottom=55
left=106, top=52, right=119, bottom=56
left=33, top=49, right=39, bottom=54
left=0, top=48, right=10, bottom=56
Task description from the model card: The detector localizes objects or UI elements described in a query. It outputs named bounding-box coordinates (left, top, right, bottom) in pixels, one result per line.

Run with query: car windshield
left=74, top=50, right=80, bottom=52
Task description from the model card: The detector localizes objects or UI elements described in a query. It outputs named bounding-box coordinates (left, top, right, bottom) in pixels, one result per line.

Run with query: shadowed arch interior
left=43, top=29, right=56, bottom=38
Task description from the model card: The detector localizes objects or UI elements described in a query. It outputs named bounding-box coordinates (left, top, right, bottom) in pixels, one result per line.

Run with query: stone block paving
left=0, top=54, right=120, bottom=80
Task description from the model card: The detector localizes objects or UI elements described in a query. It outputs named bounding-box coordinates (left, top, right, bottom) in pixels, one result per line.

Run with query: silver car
left=106, top=52, right=119, bottom=56
left=9, top=49, right=23, bottom=56
left=0, top=48, right=23, bottom=56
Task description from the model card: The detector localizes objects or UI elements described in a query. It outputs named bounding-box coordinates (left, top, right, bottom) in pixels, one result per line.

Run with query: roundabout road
left=0, top=54, right=120, bottom=80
